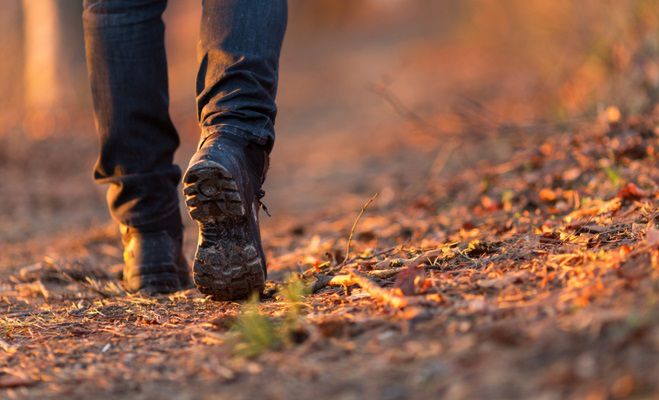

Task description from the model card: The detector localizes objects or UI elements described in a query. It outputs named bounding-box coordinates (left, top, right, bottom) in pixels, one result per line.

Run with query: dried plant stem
left=372, top=248, right=445, bottom=270
left=367, top=267, right=405, bottom=279
left=342, top=192, right=379, bottom=265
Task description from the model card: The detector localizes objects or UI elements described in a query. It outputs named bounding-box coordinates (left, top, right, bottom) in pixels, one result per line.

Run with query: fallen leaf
left=424, top=293, right=444, bottom=303
left=565, top=198, right=621, bottom=221
left=611, top=374, right=635, bottom=398
left=606, top=105, right=622, bottom=124
left=418, top=278, right=434, bottom=293
left=617, top=183, right=649, bottom=200
left=393, top=265, right=425, bottom=295
left=480, top=195, right=500, bottom=212
left=539, top=188, right=557, bottom=202
left=618, top=245, right=632, bottom=259
left=562, top=168, right=581, bottom=182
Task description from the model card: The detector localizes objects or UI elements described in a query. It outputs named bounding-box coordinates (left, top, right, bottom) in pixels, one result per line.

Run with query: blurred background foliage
left=0, top=0, right=658, bottom=242
left=0, top=0, right=659, bottom=133
left=0, top=0, right=657, bottom=136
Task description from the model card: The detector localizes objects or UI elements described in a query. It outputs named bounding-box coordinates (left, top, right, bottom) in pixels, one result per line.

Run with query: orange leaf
left=617, top=183, right=648, bottom=200
left=480, top=195, right=499, bottom=212
left=393, top=265, right=425, bottom=296
left=539, top=188, right=557, bottom=202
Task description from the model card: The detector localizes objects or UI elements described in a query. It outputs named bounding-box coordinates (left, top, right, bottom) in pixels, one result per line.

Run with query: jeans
left=82, top=0, right=287, bottom=229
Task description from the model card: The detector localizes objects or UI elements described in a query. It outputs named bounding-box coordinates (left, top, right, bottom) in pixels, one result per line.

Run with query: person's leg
left=83, top=0, right=181, bottom=230
left=83, top=0, right=190, bottom=293
left=196, top=0, right=288, bottom=150
left=183, top=0, right=287, bottom=300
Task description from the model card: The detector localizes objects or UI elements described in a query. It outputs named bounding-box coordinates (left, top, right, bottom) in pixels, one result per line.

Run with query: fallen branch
left=328, top=269, right=409, bottom=309
left=373, top=248, right=445, bottom=270
left=367, top=267, right=405, bottom=279
left=311, top=267, right=402, bottom=292
left=342, top=246, right=399, bottom=266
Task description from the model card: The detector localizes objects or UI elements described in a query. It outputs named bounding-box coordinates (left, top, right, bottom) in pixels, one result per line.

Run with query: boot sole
left=183, top=161, right=265, bottom=300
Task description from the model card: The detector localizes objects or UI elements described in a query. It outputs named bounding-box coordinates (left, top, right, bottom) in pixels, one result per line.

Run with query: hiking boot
left=182, top=132, right=269, bottom=300
left=121, top=224, right=192, bottom=294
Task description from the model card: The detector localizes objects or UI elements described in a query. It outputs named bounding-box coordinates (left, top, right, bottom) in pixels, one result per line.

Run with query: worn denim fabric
left=83, top=0, right=287, bottom=229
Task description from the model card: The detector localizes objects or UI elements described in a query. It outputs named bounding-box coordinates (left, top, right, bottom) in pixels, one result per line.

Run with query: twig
left=319, top=267, right=405, bottom=286
left=0, top=339, right=18, bottom=355
left=324, top=269, right=437, bottom=317
left=368, top=83, right=442, bottom=138
left=427, top=139, right=461, bottom=179
left=329, top=269, right=409, bottom=309
left=373, top=248, right=445, bottom=270
left=4, top=310, right=53, bottom=319
left=342, top=245, right=399, bottom=265
left=342, top=192, right=379, bottom=265
left=367, top=267, right=405, bottom=279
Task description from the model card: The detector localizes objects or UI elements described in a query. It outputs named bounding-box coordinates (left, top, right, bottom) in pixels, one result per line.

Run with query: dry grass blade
left=342, top=192, right=379, bottom=265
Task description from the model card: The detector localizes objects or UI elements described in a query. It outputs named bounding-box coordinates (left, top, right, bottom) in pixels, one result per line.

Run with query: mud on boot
left=183, top=132, right=269, bottom=301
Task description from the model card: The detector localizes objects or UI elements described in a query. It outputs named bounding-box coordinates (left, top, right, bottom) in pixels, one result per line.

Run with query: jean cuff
left=116, top=203, right=182, bottom=232
left=201, top=124, right=274, bottom=150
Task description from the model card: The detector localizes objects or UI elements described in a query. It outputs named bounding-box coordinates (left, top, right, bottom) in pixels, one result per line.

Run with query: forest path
left=1, top=113, right=658, bottom=399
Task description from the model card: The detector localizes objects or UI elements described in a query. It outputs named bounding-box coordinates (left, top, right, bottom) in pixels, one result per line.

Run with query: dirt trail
left=0, top=111, right=657, bottom=399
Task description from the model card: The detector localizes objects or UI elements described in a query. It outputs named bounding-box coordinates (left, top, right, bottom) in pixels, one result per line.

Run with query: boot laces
left=257, top=189, right=271, bottom=217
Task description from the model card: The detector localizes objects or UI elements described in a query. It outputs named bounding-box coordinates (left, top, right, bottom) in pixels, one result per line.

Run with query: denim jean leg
left=197, top=0, right=288, bottom=151
left=83, top=0, right=182, bottom=230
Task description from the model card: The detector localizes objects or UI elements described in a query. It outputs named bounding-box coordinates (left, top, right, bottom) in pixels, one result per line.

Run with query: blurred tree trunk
left=22, top=0, right=86, bottom=136
left=0, top=0, right=24, bottom=133
left=22, top=0, right=61, bottom=135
